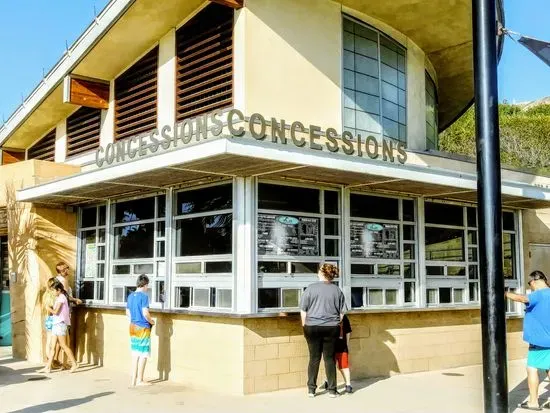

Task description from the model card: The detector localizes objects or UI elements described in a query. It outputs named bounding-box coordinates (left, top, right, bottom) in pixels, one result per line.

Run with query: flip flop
left=519, top=402, right=543, bottom=411
left=542, top=401, right=550, bottom=409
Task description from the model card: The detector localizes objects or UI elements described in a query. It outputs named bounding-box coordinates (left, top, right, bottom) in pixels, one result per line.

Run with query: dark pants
left=303, top=325, right=340, bottom=393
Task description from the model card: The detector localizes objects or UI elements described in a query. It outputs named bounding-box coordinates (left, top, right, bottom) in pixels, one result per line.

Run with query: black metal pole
left=472, top=0, right=508, bottom=412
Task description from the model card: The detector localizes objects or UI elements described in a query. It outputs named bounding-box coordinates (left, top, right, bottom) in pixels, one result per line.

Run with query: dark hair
left=319, top=263, right=339, bottom=281
left=47, top=277, right=57, bottom=289
left=56, top=262, right=68, bottom=275
left=51, top=279, right=66, bottom=293
left=529, top=270, right=548, bottom=285
left=137, top=274, right=149, bottom=288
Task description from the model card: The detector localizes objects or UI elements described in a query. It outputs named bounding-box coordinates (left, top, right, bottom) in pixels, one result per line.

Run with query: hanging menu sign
left=258, top=214, right=319, bottom=256
left=350, top=221, right=399, bottom=259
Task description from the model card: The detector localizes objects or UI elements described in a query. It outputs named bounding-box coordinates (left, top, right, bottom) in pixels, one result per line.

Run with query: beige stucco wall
left=72, top=307, right=525, bottom=395
left=0, top=160, right=78, bottom=362
left=522, top=209, right=550, bottom=281
left=239, top=0, right=431, bottom=150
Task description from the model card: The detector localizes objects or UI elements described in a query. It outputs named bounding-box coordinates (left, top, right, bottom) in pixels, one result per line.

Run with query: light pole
left=472, top=0, right=508, bottom=411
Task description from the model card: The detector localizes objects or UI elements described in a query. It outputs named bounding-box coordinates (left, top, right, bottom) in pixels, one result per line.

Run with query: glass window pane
left=205, top=261, right=232, bottom=273
left=134, top=263, right=154, bottom=274
left=368, top=289, right=383, bottom=305
left=425, top=202, right=464, bottom=226
left=343, top=50, right=355, bottom=70
left=113, top=265, right=131, bottom=275
left=404, top=244, right=415, bottom=260
left=97, top=281, right=104, bottom=300
left=447, top=266, right=466, bottom=276
left=355, top=55, right=379, bottom=77
left=344, top=108, right=356, bottom=128
left=157, top=221, right=166, bottom=238
left=469, top=265, right=479, bottom=280
left=382, top=82, right=398, bottom=103
left=325, top=218, right=339, bottom=236
left=469, top=283, right=479, bottom=302
left=503, top=211, right=515, bottom=231
left=382, top=118, right=399, bottom=139
left=175, top=262, right=201, bottom=273
left=377, top=264, right=400, bottom=276
left=403, top=200, right=415, bottom=222
left=427, top=289, right=437, bottom=304
left=97, top=263, right=105, bottom=279
left=344, top=70, right=355, bottom=89
left=398, top=54, right=406, bottom=72
left=157, top=195, right=166, bottom=218
left=453, top=289, right=464, bottom=303
left=385, top=289, right=398, bottom=305
left=350, top=194, right=398, bottom=220
left=356, top=92, right=380, bottom=114
left=176, top=184, right=232, bottom=215
left=125, top=286, right=137, bottom=302
left=356, top=73, right=379, bottom=95
left=356, top=111, right=381, bottom=133
left=81, top=207, right=97, bottom=228
left=426, top=266, right=444, bottom=276
left=467, top=207, right=477, bottom=228
left=98, top=229, right=105, bottom=243
left=157, top=241, right=165, bottom=257
left=355, top=36, right=378, bottom=59
left=398, top=72, right=406, bottom=90
left=282, top=289, right=300, bottom=308
left=157, top=261, right=165, bottom=277
left=439, top=288, right=452, bottom=304
left=259, top=288, right=280, bottom=309
left=343, top=31, right=354, bottom=51
left=468, top=247, right=478, bottom=262
left=81, top=230, right=97, bottom=278
left=351, top=264, right=375, bottom=275
left=344, top=89, right=356, bottom=109
left=382, top=100, right=399, bottom=122
left=79, top=281, right=94, bottom=300
left=380, top=45, right=397, bottom=68
left=97, top=245, right=105, bottom=261
left=503, top=233, right=515, bottom=279
left=176, top=287, right=191, bottom=308
left=351, top=287, right=364, bottom=308
left=258, top=261, right=287, bottom=273
left=115, top=198, right=155, bottom=223
left=403, top=225, right=415, bottom=241
left=176, top=214, right=232, bottom=256
left=325, top=239, right=339, bottom=257
left=193, top=288, right=210, bottom=307
left=258, top=184, right=320, bottom=213
left=291, top=262, right=319, bottom=274
left=98, top=205, right=106, bottom=226
left=355, top=24, right=378, bottom=41
left=425, top=227, right=465, bottom=261
left=404, top=282, right=415, bottom=303
left=114, top=223, right=155, bottom=259
left=113, top=287, right=124, bottom=303
left=468, top=230, right=477, bottom=245
left=381, top=65, right=397, bottom=86
left=156, top=281, right=165, bottom=303
left=217, top=289, right=232, bottom=308
left=404, top=263, right=415, bottom=279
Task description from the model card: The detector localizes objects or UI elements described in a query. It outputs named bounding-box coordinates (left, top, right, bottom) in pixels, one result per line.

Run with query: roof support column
left=158, top=28, right=176, bottom=129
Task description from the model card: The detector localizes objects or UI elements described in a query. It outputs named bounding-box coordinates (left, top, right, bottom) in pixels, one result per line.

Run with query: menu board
left=84, top=243, right=97, bottom=278
left=258, top=214, right=319, bottom=256
left=350, top=221, right=399, bottom=259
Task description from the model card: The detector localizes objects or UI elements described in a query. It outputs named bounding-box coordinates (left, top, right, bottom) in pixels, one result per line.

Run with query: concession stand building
left=1, top=0, right=550, bottom=394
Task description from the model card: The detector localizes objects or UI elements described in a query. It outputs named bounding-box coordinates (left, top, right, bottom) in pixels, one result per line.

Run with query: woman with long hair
left=300, top=263, right=347, bottom=398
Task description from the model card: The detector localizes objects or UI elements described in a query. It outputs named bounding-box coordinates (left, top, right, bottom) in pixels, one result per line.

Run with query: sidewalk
left=0, top=346, right=545, bottom=413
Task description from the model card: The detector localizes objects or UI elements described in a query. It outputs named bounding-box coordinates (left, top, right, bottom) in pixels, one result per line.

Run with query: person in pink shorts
left=43, top=280, right=78, bottom=373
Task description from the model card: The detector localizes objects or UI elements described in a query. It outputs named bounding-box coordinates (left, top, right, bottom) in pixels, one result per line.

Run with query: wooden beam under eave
left=209, top=0, right=243, bottom=9
left=63, top=75, right=110, bottom=110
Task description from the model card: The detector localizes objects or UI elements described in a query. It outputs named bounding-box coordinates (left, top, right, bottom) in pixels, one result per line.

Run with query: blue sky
left=0, top=1, right=548, bottom=122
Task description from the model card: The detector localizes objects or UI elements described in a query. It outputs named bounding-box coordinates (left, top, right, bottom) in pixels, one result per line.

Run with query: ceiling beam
left=210, top=0, right=244, bottom=9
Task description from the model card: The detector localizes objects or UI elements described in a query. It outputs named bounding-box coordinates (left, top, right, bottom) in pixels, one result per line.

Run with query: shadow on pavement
left=508, top=371, right=550, bottom=412
left=6, top=391, right=114, bottom=413
left=0, top=365, right=51, bottom=387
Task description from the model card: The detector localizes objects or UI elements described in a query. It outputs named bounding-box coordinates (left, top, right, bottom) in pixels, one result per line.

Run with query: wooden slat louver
left=176, top=4, right=233, bottom=122
left=115, top=47, right=158, bottom=140
left=67, top=107, right=102, bottom=157
left=28, top=128, right=56, bottom=161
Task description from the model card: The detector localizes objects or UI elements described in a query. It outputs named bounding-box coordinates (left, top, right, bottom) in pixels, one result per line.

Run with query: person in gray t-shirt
left=300, top=263, right=347, bottom=398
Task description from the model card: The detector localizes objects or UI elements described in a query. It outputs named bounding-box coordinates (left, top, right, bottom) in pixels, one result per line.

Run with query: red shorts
left=335, top=351, right=349, bottom=369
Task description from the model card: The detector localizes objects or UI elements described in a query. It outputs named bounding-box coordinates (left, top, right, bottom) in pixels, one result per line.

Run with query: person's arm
left=505, top=291, right=529, bottom=304
left=125, top=308, right=131, bottom=320
left=142, top=308, right=155, bottom=326
left=49, top=301, right=62, bottom=316
left=300, top=311, right=307, bottom=327
left=346, top=332, right=351, bottom=349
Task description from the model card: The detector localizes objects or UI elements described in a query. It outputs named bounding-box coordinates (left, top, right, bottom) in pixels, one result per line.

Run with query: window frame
left=256, top=180, right=343, bottom=312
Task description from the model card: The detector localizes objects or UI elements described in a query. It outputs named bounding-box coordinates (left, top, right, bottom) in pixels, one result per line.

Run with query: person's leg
left=130, top=354, right=139, bottom=387
left=526, top=366, right=541, bottom=407
left=304, top=326, right=323, bottom=394
left=341, top=368, right=351, bottom=385
left=322, top=326, right=339, bottom=394
left=57, top=334, right=78, bottom=372
left=137, top=356, right=150, bottom=385
left=42, top=336, right=59, bottom=373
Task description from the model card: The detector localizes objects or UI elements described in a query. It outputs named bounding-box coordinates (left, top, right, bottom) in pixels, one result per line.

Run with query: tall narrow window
left=114, top=47, right=158, bottom=140
left=176, top=4, right=233, bottom=121
left=66, top=107, right=101, bottom=158
left=343, top=17, right=407, bottom=143
left=425, top=72, right=438, bottom=150
left=28, top=128, right=56, bottom=161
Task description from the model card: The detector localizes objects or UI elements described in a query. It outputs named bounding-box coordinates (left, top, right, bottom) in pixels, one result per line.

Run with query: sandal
left=519, top=402, right=543, bottom=411
left=542, top=401, right=550, bottom=409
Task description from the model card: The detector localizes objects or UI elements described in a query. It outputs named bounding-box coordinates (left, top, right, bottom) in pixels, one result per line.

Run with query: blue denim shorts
left=44, top=316, right=53, bottom=332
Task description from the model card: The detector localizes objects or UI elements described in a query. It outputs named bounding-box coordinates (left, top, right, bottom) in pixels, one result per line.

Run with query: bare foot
left=69, top=363, right=79, bottom=373
left=136, top=381, right=152, bottom=387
